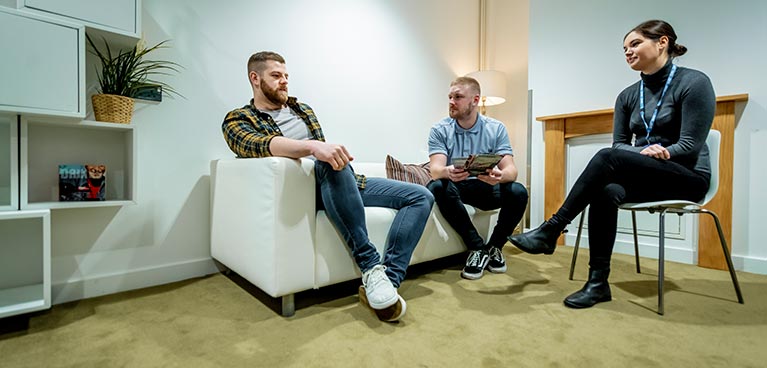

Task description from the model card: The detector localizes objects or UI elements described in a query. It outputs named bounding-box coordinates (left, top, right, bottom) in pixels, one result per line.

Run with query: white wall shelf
left=20, top=118, right=136, bottom=210
left=26, top=200, right=135, bottom=210
left=0, top=209, right=51, bottom=319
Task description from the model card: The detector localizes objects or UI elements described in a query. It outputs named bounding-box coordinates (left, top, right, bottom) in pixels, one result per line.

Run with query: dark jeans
left=427, top=178, right=528, bottom=250
left=556, top=148, right=709, bottom=270
left=314, top=161, right=434, bottom=287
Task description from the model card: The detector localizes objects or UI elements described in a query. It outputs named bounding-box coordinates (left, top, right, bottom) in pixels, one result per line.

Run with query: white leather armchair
left=210, top=157, right=499, bottom=316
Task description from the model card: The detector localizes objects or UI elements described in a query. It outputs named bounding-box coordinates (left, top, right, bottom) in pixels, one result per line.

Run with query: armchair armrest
left=210, top=157, right=317, bottom=297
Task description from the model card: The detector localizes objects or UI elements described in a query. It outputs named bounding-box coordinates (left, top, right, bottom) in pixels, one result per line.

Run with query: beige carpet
left=1, top=246, right=766, bottom=368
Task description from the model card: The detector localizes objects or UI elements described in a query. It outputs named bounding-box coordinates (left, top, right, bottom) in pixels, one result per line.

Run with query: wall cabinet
left=0, top=210, right=50, bottom=319
left=0, top=8, right=84, bottom=117
left=1, top=0, right=139, bottom=37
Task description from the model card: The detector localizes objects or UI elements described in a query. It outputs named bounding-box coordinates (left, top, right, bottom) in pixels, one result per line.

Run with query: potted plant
left=86, top=35, right=182, bottom=124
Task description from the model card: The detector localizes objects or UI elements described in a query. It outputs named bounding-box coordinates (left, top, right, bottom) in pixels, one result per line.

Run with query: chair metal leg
left=699, top=209, right=745, bottom=304
left=631, top=211, right=641, bottom=273
left=281, top=294, right=296, bottom=317
left=657, top=210, right=667, bottom=315
left=569, top=209, right=587, bottom=280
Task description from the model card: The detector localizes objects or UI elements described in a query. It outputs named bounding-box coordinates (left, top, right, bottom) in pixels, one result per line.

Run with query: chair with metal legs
left=568, top=129, right=744, bottom=315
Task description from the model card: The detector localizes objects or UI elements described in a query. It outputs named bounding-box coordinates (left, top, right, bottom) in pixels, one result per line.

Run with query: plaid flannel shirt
left=222, top=97, right=366, bottom=188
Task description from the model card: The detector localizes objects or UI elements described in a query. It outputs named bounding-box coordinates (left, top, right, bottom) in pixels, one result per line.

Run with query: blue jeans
left=428, top=179, right=528, bottom=250
left=314, top=161, right=434, bottom=288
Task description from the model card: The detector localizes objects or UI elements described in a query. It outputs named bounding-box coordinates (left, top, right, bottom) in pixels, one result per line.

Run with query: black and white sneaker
left=487, top=246, right=507, bottom=273
left=461, top=249, right=490, bottom=280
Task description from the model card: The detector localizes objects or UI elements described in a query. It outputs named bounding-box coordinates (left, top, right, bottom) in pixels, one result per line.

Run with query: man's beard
left=449, top=105, right=472, bottom=120
left=261, top=79, right=288, bottom=106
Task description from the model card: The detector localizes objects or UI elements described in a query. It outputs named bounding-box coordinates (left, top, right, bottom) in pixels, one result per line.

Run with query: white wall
left=49, top=0, right=529, bottom=302
left=529, top=0, right=767, bottom=274
left=142, top=0, right=480, bottom=163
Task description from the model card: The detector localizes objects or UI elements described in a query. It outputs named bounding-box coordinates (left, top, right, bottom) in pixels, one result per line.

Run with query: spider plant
left=86, top=34, right=183, bottom=99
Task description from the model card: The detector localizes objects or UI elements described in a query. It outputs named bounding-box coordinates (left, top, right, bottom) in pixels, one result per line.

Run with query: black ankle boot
left=508, top=221, right=563, bottom=255
left=564, top=268, right=612, bottom=309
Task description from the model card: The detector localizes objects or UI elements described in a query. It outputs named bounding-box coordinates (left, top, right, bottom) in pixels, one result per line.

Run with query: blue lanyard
left=639, top=64, right=677, bottom=140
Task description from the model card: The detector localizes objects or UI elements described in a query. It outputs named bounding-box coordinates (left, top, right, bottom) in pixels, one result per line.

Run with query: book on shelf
left=451, top=154, right=503, bottom=176
left=58, top=164, right=106, bottom=201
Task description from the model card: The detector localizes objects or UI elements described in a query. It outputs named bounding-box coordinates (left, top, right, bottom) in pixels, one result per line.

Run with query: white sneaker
left=359, top=286, right=407, bottom=322
left=362, top=265, right=398, bottom=309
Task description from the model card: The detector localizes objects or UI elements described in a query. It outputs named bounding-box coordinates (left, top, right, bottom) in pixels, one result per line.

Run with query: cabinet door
left=0, top=9, right=84, bottom=117
left=24, top=0, right=137, bottom=35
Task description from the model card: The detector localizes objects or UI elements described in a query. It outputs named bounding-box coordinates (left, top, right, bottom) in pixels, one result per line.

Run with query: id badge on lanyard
left=639, top=64, right=677, bottom=142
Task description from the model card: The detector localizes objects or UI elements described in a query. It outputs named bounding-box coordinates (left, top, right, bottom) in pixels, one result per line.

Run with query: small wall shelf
left=20, top=118, right=136, bottom=210
left=0, top=209, right=50, bottom=319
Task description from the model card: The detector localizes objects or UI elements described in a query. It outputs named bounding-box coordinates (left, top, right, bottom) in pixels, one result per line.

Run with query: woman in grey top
left=510, top=20, right=715, bottom=309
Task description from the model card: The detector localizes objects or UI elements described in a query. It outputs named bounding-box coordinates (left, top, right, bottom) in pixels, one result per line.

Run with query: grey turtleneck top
left=613, top=61, right=716, bottom=175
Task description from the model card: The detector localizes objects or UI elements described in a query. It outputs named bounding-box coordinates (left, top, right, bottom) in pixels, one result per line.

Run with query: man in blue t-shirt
left=427, top=76, right=528, bottom=280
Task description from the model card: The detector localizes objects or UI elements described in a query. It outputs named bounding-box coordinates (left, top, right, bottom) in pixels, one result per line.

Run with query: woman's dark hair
left=626, top=20, right=688, bottom=57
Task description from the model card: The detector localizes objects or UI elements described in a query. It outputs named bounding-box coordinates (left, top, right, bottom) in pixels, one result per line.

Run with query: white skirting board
left=564, top=233, right=767, bottom=275
left=51, top=258, right=219, bottom=305
left=566, top=235, right=695, bottom=265
left=48, top=253, right=767, bottom=305
left=739, top=256, right=767, bottom=275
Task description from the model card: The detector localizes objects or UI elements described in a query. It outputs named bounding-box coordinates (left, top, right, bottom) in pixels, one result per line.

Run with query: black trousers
left=556, top=148, right=709, bottom=270
left=427, top=179, right=528, bottom=250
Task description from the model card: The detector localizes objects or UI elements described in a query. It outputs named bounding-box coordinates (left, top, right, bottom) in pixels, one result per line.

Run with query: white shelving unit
left=0, top=1, right=141, bottom=319
left=0, top=210, right=51, bottom=319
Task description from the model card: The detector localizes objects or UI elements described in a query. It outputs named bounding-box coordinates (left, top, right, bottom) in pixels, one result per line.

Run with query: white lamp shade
left=466, top=70, right=507, bottom=106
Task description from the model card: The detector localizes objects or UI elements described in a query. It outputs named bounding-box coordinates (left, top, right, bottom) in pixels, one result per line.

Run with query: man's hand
left=477, top=167, right=503, bottom=186
left=447, top=165, right=470, bottom=182
left=640, top=144, right=670, bottom=160
left=313, top=142, right=354, bottom=170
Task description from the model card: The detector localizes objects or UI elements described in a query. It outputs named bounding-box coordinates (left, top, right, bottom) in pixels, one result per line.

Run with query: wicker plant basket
left=92, top=94, right=134, bottom=124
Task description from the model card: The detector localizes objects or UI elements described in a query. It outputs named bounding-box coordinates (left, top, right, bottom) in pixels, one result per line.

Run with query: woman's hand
left=640, top=144, right=670, bottom=160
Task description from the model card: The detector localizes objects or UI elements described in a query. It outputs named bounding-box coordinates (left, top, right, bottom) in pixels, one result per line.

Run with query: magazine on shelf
left=451, top=154, right=503, bottom=176
left=58, top=164, right=106, bottom=201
